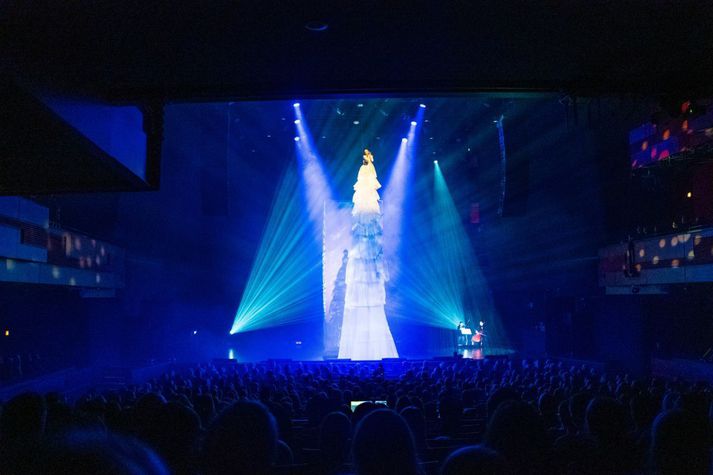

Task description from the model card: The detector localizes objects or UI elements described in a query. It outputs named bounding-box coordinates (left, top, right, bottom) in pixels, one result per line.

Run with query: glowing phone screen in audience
left=350, top=400, right=387, bottom=412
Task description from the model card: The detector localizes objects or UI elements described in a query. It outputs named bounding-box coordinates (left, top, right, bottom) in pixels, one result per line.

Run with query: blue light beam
left=393, top=160, right=510, bottom=351
left=230, top=165, right=323, bottom=334
left=294, top=105, right=336, bottom=231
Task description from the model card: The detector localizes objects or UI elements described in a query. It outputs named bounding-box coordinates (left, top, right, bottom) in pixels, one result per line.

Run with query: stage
left=228, top=99, right=512, bottom=362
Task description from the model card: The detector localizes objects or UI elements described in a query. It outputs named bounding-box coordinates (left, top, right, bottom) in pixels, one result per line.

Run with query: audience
left=585, top=397, right=637, bottom=473
left=0, top=391, right=47, bottom=444
left=0, top=357, right=712, bottom=475
left=483, top=400, right=551, bottom=473
left=400, top=406, right=428, bottom=457
left=440, top=445, right=508, bottom=475
left=651, top=409, right=711, bottom=475
left=352, top=409, right=420, bottom=475
left=319, top=411, right=351, bottom=475
left=35, top=430, right=169, bottom=475
left=202, top=400, right=278, bottom=475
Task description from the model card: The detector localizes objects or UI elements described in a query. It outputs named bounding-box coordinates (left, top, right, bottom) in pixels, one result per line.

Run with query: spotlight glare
left=401, top=138, right=408, bottom=142
left=411, top=121, right=417, bottom=126
left=294, top=136, right=300, bottom=141
left=434, top=160, right=438, bottom=164
left=294, top=119, right=300, bottom=124
left=293, top=102, right=300, bottom=107
left=419, top=104, right=426, bottom=108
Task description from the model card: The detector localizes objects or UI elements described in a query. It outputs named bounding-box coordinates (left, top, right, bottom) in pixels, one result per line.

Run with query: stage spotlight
left=192, top=330, right=198, bottom=335
left=411, top=121, right=417, bottom=126
left=419, top=104, right=426, bottom=108
left=294, top=119, right=301, bottom=124
left=402, top=138, right=408, bottom=142
left=294, top=137, right=300, bottom=141
left=433, top=160, right=438, bottom=164
left=687, top=191, right=692, bottom=198
left=293, top=102, right=300, bottom=107
left=4, top=329, right=8, bottom=337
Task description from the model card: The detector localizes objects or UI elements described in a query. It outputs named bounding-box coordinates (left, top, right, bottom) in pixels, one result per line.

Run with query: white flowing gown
left=338, top=157, right=398, bottom=360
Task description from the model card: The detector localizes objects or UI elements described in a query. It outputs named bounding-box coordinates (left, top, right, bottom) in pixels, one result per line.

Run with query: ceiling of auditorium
left=1, top=1, right=712, bottom=102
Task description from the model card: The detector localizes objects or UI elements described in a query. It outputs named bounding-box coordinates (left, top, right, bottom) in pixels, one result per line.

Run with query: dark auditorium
left=1, top=2, right=713, bottom=474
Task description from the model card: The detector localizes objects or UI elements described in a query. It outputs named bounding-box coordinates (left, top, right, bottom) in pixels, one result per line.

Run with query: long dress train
left=338, top=155, right=398, bottom=360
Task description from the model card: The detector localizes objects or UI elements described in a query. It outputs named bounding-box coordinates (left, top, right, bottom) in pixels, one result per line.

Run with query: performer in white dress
left=338, top=149, right=399, bottom=360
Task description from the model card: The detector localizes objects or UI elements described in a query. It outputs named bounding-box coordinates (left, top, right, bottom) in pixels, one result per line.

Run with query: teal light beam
left=230, top=164, right=322, bottom=333
left=394, top=161, right=509, bottom=353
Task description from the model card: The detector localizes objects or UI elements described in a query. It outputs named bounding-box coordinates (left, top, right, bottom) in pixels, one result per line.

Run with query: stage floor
left=460, top=346, right=516, bottom=360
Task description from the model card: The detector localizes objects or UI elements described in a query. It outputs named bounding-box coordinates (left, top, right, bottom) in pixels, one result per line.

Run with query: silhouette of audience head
left=202, top=400, right=278, bottom=475
left=538, top=392, right=558, bottom=428
left=396, top=395, right=413, bottom=413
left=194, top=394, right=216, bottom=427
left=319, top=411, right=352, bottom=474
left=37, top=430, right=169, bottom=475
left=568, top=392, right=591, bottom=433
left=352, top=401, right=379, bottom=429
left=585, top=397, right=630, bottom=444
left=352, top=409, right=420, bottom=475
left=556, top=399, right=575, bottom=433
left=677, top=391, right=708, bottom=420
left=585, top=397, right=636, bottom=472
left=484, top=400, right=549, bottom=473
left=0, top=392, right=46, bottom=443
left=485, top=387, right=519, bottom=421
left=150, top=402, right=201, bottom=475
left=439, top=394, right=464, bottom=437
left=307, top=392, right=330, bottom=427
left=651, top=409, right=711, bottom=475
left=400, top=406, right=427, bottom=453
left=440, top=445, right=508, bottom=475
left=630, top=393, right=657, bottom=432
